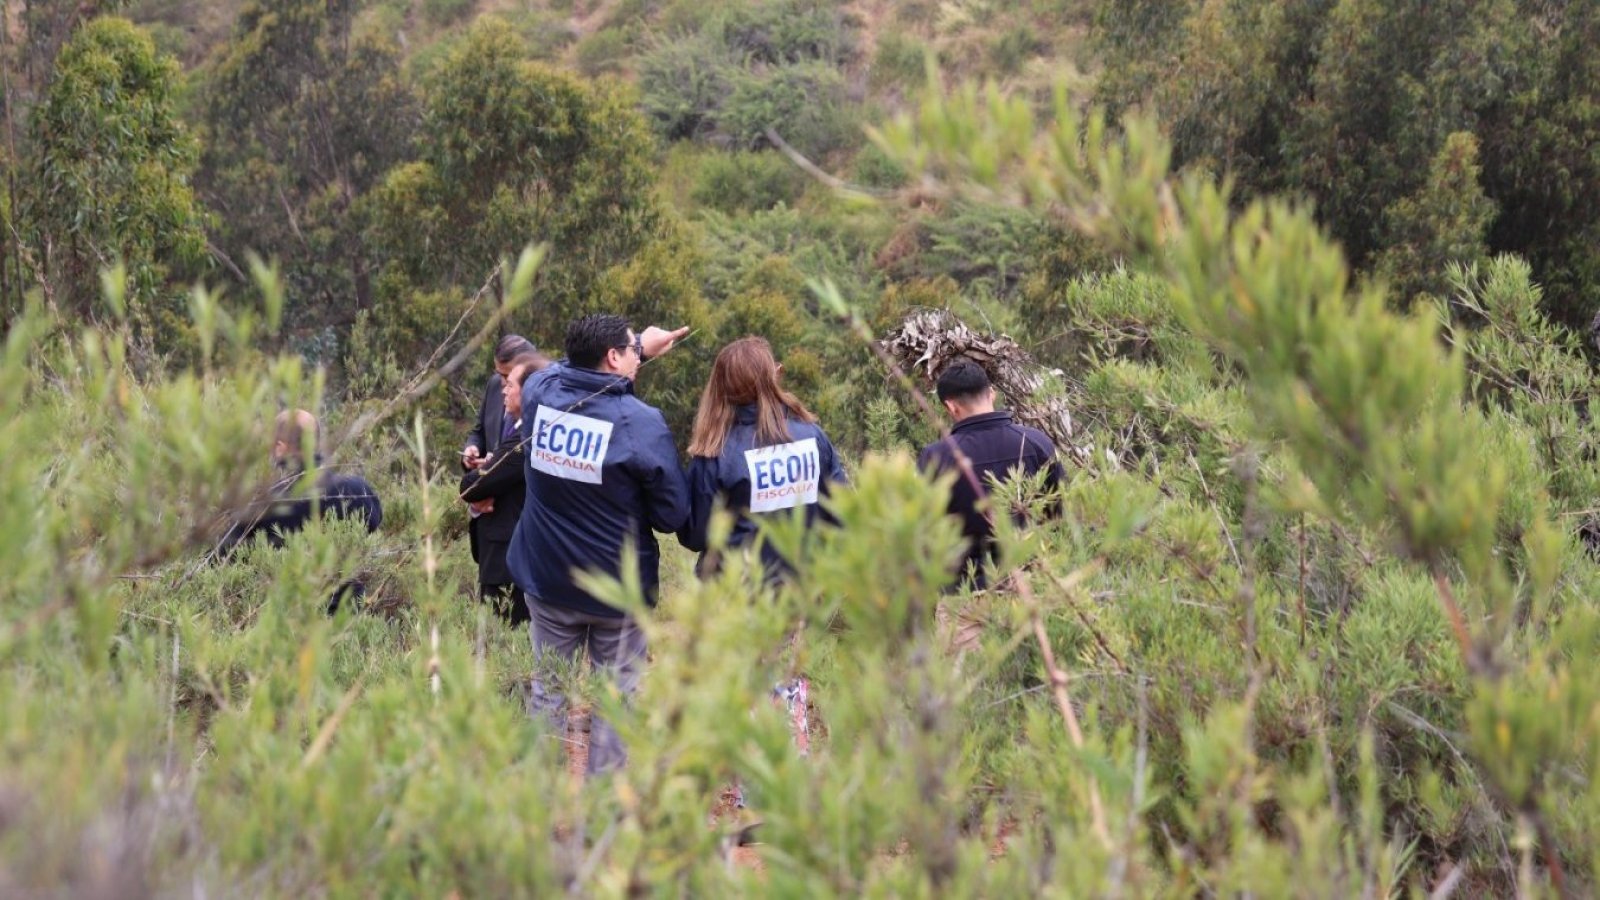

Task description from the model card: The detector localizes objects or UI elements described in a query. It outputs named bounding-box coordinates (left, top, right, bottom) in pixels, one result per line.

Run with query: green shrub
left=722, top=62, right=859, bottom=156
left=871, top=30, right=931, bottom=89
left=722, top=0, right=855, bottom=67
left=1376, top=132, right=1496, bottom=305
left=689, top=149, right=807, bottom=213
left=989, top=22, right=1044, bottom=76
left=875, top=80, right=1600, bottom=891
left=637, top=30, right=737, bottom=140
left=881, top=201, right=1049, bottom=299
left=505, top=9, right=580, bottom=60
left=850, top=142, right=910, bottom=189
left=420, top=0, right=473, bottom=27
left=657, top=0, right=721, bottom=32
left=575, top=26, right=631, bottom=76
left=698, top=205, right=875, bottom=307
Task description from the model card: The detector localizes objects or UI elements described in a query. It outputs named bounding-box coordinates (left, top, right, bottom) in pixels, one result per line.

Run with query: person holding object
left=507, top=315, right=690, bottom=774
left=459, top=350, right=549, bottom=625
left=463, top=335, right=535, bottom=603
left=917, top=357, right=1063, bottom=590
left=219, top=409, right=383, bottom=612
left=677, top=336, right=847, bottom=823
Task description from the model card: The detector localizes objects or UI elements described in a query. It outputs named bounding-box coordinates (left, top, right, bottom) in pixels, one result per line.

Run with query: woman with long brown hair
left=679, top=336, right=846, bottom=832
left=679, top=336, right=846, bottom=579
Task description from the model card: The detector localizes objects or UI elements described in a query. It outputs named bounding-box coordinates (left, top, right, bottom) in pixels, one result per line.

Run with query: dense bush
left=874, top=78, right=1600, bottom=893
left=197, top=0, right=418, bottom=342
left=420, top=0, right=473, bottom=27
left=688, top=150, right=808, bottom=213
left=635, top=0, right=862, bottom=156
left=1092, top=0, right=1600, bottom=330
left=574, top=26, right=631, bottom=77
left=24, top=17, right=208, bottom=356
left=636, top=29, right=737, bottom=141
left=721, top=61, right=858, bottom=157
left=6, top=3, right=1600, bottom=894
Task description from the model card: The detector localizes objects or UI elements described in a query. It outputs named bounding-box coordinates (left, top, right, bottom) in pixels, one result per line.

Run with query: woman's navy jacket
left=506, top=364, right=690, bottom=618
left=678, top=404, right=847, bottom=579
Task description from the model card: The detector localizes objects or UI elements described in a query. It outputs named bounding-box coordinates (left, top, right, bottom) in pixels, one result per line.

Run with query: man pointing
left=507, top=315, right=690, bottom=774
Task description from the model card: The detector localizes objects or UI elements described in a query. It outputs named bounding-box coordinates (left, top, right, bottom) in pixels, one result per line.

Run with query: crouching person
left=506, top=315, right=690, bottom=774
left=220, top=409, right=383, bottom=612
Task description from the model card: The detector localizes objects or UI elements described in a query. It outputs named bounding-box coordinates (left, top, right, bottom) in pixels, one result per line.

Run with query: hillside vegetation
left=3, top=0, right=1600, bottom=896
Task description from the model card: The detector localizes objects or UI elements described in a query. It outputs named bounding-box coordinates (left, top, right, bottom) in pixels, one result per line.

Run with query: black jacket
left=219, top=462, right=383, bottom=611
left=917, top=411, right=1062, bottom=587
left=507, top=364, right=691, bottom=617
left=221, top=463, right=383, bottom=552
left=465, top=373, right=506, bottom=463
left=679, top=405, right=846, bottom=580
left=460, top=423, right=527, bottom=586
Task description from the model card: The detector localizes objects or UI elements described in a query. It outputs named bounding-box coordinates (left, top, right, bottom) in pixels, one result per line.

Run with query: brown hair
left=687, top=336, right=816, bottom=458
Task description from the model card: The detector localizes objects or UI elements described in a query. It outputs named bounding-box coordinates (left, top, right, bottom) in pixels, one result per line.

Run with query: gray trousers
left=527, top=598, right=646, bottom=774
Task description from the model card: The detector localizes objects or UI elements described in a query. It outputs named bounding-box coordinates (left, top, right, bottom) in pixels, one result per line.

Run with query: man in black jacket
left=459, top=351, right=548, bottom=625
left=462, top=335, right=536, bottom=600
left=917, top=358, right=1063, bottom=589
left=462, top=335, right=537, bottom=472
left=220, top=410, right=383, bottom=611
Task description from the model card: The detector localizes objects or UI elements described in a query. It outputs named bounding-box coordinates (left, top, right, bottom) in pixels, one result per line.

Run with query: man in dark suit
left=508, top=315, right=691, bottom=773
left=462, top=334, right=536, bottom=584
left=462, top=334, right=538, bottom=471
left=459, top=350, right=548, bottom=624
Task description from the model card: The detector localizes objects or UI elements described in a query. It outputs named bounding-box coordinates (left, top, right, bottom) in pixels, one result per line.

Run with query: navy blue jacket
left=918, top=411, right=1063, bottom=588
left=507, top=364, right=690, bottom=617
left=678, top=405, right=847, bottom=580
left=221, top=461, right=383, bottom=552
left=219, top=460, right=383, bottom=612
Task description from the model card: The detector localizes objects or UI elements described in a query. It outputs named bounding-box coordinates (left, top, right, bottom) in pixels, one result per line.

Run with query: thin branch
left=764, top=127, right=892, bottom=199
left=1044, top=567, right=1127, bottom=673
left=1020, top=567, right=1113, bottom=849
left=1430, top=571, right=1482, bottom=675
left=301, top=674, right=366, bottom=769
left=206, top=239, right=248, bottom=283
left=334, top=282, right=517, bottom=451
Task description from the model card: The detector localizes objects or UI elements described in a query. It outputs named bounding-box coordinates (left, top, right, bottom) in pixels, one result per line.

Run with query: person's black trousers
left=481, top=582, right=530, bottom=626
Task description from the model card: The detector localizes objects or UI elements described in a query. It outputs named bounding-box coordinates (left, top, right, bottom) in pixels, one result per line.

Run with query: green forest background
left=5, top=0, right=1600, bottom=896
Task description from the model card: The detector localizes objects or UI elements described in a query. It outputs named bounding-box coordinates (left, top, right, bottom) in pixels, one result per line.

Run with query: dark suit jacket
left=465, top=373, right=506, bottom=462
left=460, top=427, right=526, bottom=586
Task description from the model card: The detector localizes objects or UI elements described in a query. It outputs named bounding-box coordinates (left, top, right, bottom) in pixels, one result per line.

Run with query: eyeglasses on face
left=615, top=335, right=643, bottom=359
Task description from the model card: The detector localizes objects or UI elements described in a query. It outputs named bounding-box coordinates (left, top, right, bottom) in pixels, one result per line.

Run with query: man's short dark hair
left=935, top=357, right=992, bottom=403
left=494, top=334, right=536, bottom=366
left=566, top=314, right=630, bottom=369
